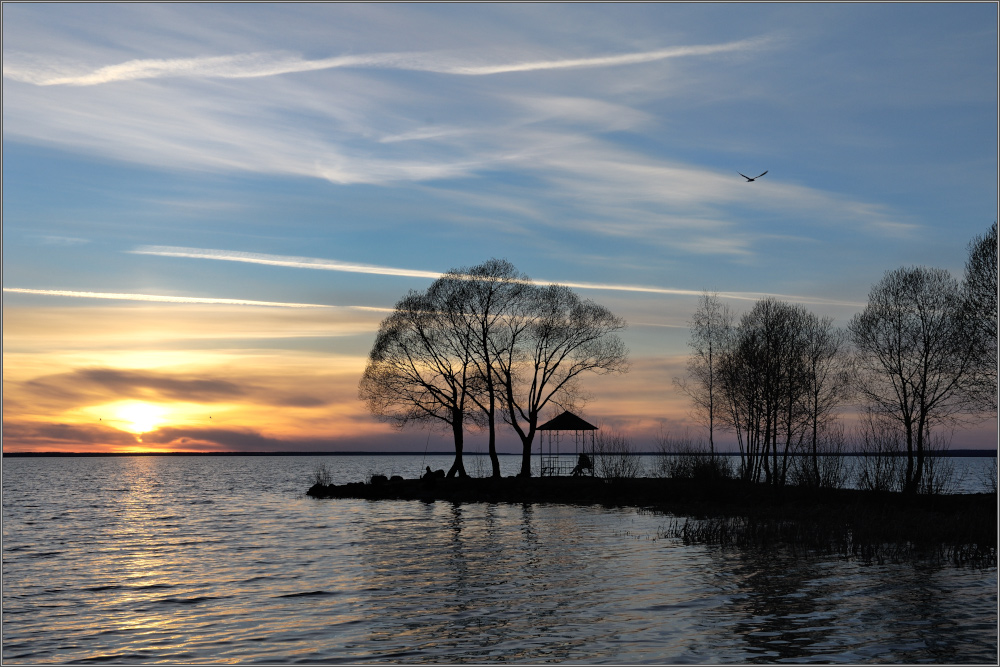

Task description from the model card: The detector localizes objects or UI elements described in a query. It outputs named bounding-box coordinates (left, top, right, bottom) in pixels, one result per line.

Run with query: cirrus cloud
left=3, top=287, right=333, bottom=308
left=3, top=38, right=769, bottom=87
left=129, top=245, right=865, bottom=307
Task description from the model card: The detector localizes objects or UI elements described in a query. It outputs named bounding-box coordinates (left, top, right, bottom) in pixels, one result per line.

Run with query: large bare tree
left=492, top=284, right=629, bottom=477
left=849, top=266, right=975, bottom=494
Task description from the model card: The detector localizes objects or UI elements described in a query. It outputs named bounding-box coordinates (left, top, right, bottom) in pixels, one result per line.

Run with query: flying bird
left=739, top=170, right=768, bottom=182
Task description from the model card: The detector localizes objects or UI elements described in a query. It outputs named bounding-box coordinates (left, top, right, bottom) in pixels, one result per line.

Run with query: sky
left=3, top=3, right=997, bottom=454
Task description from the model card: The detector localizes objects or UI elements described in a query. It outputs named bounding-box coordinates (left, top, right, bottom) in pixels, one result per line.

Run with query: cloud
left=129, top=246, right=443, bottom=279
left=75, top=368, right=245, bottom=401
left=0, top=420, right=335, bottom=452
left=31, top=235, right=90, bottom=246
left=450, top=40, right=769, bottom=75
left=3, top=287, right=333, bottom=308
left=130, top=245, right=865, bottom=307
left=23, top=368, right=244, bottom=403
left=0, top=418, right=457, bottom=453
left=378, top=126, right=475, bottom=144
left=3, top=38, right=768, bottom=86
left=1, top=421, right=140, bottom=449
left=4, top=71, right=482, bottom=185
left=4, top=27, right=912, bottom=236
left=509, top=95, right=652, bottom=132
left=140, top=426, right=298, bottom=451
left=1, top=306, right=386, bottom=356
left=19, top=367, right=334, bottom=409
left=133, top=426, right=438, bottom=453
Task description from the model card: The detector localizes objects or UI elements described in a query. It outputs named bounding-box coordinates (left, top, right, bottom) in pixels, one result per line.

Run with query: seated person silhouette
left=571, top=453, right=593, bottom=476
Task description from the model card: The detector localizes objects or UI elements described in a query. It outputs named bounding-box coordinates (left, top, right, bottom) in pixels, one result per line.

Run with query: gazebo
left=537, top=411, right=598, bottom=477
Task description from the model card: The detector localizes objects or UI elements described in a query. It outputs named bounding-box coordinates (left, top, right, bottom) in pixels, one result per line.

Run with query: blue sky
left=3, top=3, right=997, bottom=452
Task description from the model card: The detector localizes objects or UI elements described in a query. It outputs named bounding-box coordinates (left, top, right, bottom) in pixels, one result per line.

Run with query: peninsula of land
left=308, top=475, right=997, bottom=566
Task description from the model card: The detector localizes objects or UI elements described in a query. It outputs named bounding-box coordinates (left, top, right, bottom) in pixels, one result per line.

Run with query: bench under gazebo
left=537, top=411, right=597, bottom=477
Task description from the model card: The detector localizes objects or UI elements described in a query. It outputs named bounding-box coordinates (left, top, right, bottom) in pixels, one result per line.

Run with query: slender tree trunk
left=487, top=411, right=501, bottom=477
left=519, top=433, right=534, bottom=477
left=518, top=422, right=537, bottom=477
left=912, top=415, right=927, bottom=493
left=447, top=417, right=468, bottom=478
left=811, top=415, right=820, bottom=487
left=486, top=369, right=501, bottom=477
left=903, top=418, right=915, bottom=493
left=483, top=335, right=502, bottom=477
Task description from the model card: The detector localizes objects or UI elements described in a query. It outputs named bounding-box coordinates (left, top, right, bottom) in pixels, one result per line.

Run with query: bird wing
left=738, top=172, right=751, bottom=180
left=756, top=170, right=768, bottom=179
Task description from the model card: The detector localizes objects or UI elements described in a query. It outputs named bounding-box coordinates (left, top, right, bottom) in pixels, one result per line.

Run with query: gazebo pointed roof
left=537, top=411, right=598, bottom=431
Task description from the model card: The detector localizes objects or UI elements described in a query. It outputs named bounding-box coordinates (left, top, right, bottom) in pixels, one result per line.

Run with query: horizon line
left=5, top=449, right=996, bottom=457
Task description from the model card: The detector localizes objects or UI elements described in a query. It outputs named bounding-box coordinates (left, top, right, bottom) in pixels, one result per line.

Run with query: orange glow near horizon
left=2, top=302, right=387, bottom=453
left=4, top=301, right=997, bottom=454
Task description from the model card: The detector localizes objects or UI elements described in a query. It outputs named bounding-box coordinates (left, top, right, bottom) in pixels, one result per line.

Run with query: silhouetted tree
left=674, top=292, right=733, bottom=458
left=678, top=294, right=851, bottom=489
left=849, top=266, right=975, bottom=494
left=492, top=284, right=629, bottom=477
left=360, top=262, right=627, bottom=480
left=359, top=288, right=477, bottom=478
left=719, top=297, right=812, bottom=486
left=962, top=222, right=998, bottom=413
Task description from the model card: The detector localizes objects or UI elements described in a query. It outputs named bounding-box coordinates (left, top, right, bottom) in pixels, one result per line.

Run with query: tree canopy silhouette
left=678, top=295, right=851, bottom=488
left=359, top=259, right=628, bottom=477
left=849, top=266, right=976, bottom=494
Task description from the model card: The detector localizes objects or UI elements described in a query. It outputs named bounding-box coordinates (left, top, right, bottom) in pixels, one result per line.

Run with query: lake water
left=3, top=454, right=997, bottom=664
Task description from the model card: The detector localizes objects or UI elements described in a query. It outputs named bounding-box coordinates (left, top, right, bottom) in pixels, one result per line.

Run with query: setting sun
left=114, top=402, right=168, bottom=434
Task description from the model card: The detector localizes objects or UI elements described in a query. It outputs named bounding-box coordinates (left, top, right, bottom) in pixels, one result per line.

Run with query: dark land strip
left=308, top=476, right=997, bottom=567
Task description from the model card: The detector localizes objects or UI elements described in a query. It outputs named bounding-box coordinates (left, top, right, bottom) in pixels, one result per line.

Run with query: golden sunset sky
left=3, top=4, right=996, bottom=452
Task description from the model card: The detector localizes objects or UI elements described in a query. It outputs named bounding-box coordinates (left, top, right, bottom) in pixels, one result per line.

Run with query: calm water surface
left=2, top=455, right=997, bottom=664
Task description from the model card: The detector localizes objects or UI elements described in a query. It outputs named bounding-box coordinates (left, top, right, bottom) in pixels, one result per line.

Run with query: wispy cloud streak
left=442, top=40, right=766, bottom=75
left=3, top=38, right=767, bottom=87
left=547, top=280, right=864, bottom=307
left=129, top=246, right=864, bottom=307
left=129, top=246, right=443, bottom=279
left=3, top=287, right=333, bottom=308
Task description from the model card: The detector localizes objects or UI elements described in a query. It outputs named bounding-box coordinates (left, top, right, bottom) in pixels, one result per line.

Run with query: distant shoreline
left=3, top=450, right=997, bottom=458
